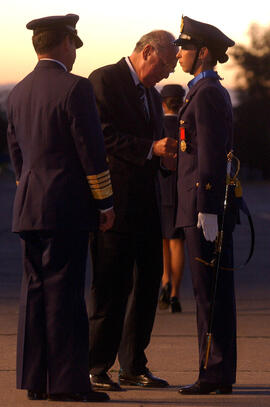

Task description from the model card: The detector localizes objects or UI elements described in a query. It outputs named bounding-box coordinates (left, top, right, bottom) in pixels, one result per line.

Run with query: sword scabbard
left=203, top=332, right=212, bottom=370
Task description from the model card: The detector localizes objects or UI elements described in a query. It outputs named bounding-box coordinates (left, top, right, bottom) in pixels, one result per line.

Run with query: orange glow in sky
left=1, top=0, right=270, bottom=89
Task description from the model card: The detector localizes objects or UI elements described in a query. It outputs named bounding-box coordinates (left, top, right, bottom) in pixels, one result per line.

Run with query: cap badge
left=180, top=15, right=184, bottom=33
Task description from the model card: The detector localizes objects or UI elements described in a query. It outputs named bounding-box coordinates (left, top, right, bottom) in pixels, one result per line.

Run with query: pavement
left=0, top=169, right=270, bottom=407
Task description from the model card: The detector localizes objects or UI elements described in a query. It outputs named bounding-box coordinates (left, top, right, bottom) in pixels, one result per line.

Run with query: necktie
left=137, top=83, right=149, bottom=121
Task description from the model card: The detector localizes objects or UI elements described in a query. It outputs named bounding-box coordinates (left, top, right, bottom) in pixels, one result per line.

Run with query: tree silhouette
left=231, top=23, right=270, bottom=179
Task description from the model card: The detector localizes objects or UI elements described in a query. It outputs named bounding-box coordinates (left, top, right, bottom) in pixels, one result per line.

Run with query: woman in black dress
left=158, top=84, right=185, bottom=312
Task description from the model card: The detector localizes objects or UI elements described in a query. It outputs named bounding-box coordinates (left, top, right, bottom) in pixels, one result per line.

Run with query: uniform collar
left=39, top=58, right=67, bottom=72
left=188, top=70, right=221, bottom=89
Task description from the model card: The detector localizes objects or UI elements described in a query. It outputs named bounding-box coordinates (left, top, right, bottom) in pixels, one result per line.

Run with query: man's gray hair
left=134, top=30, right=176, bottom=53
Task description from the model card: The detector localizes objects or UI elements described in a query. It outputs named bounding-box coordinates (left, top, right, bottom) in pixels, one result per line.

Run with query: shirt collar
left=188, top=70, right=221, bottom=89
left=125, top=56, right=140, bottom=86
left=39, top=58, right=67, bottom=72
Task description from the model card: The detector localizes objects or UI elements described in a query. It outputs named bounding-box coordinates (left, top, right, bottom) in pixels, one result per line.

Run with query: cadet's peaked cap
left=174, top=16, right=234, bottom=63
left=26, top=14, right=83, bottom=49
left=160, top=84, right=185, bottom=99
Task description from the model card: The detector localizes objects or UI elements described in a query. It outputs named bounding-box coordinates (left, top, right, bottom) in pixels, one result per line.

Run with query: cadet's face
left=140, top=46, right=177, bottom=88
left=176, top=44, right=197, bottom=74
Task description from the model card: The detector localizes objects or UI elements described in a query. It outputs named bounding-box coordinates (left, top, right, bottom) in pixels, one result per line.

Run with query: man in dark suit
left=88, top=31, right=178, bottom=390
left=7, top=14, right=114, bottom=403
left=174, top=16, right=237, bottom=395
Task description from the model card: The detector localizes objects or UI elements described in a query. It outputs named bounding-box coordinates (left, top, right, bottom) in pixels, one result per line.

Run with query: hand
left=197, top=212, right=218, bottom=242
left=99, top=208, right=115, bottom=232
left=153, top=137, right=177, bottom=158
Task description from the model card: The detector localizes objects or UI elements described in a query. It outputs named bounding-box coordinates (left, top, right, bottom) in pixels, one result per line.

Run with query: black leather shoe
left=119, top=368, right=168, bottom=388
left=170, top=297, right=182, bottom=313
left=159, top=282, right=171, bottom=310
left=48, top=390, right=110, bottom=402
left=178, top=381, right=232, bottom=395
left=90, top=373, right=122, bottom=391
left=27, top=390, right=47, bottom=400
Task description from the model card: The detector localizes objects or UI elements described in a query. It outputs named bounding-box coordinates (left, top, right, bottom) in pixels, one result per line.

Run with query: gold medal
left=180, top=140, right=186, bottom=152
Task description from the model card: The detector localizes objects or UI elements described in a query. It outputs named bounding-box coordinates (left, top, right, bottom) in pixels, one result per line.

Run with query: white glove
left=197, top=212, right=218, bottom=242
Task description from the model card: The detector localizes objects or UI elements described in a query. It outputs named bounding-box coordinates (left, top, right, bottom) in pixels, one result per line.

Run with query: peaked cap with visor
left=174, top=16, right=234, bottom=64
left=26, top=13, right=83, bottom=49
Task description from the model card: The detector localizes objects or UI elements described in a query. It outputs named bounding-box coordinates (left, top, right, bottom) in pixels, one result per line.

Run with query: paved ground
left=0, top=169, right=270, bottom=406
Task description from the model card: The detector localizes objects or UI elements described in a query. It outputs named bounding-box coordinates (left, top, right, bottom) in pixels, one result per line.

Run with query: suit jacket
left=89, top=58, right=164, bottom=231
left=175, top=76, right=233, bottom=228
left=7, top=60, right=113, bottom=232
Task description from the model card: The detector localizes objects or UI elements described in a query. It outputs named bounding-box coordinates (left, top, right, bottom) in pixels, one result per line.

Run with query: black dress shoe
left=48, top=390, right=110, bottom=402
left=159, top=282, right=171, bottom=310
left=90, top=372, right=122, bottom=391
left=170, top=297, right=182, bottom=313
left=27, top=390, right=47, bottom=400
left=178, top=381, right=232, bottom=395
left=119, top=368, right=168, bottom=388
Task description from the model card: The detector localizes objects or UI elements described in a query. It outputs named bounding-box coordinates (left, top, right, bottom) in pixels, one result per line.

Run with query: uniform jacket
left=159, top=114, right=178, bottom=207
left=175, top=76, right=233, bottom=228
left=89, top=58, right=164, bottom=231
left=7, top=60, right=113, bottom=232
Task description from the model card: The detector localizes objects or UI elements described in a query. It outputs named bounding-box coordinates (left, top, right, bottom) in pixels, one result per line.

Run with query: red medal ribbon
left=180, top=127, right=185, bottom=140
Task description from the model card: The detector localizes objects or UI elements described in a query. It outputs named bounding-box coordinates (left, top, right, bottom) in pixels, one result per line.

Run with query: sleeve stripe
left=86, top=170, right=113, bottom=200
left=87, top=174, right=111, bottom=184
left=87, top=170, right=110, bottom=182
left=87, top=175, right=111, bottom=186
left=90, top=179, right=111, bottom=189
left=90, top=184, right=113, bottom=200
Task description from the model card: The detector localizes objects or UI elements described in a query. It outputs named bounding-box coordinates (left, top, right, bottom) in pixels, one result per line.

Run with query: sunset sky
left=1, top=0, right=270, bottom=89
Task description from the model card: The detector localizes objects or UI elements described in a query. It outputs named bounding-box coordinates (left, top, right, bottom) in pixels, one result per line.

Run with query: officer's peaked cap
left=26, top=14, right=83, bottom=49
left=174, top=16, right=234, bottom=63
left=160, top=84, right=185, bottom=99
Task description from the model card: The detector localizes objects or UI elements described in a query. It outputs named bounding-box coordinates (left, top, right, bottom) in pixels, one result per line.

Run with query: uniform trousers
left=184, top=226, right=236, bottom=385
left=88, top=211, right=163, bottom=376
left=17, top=230, right=90, bottom=394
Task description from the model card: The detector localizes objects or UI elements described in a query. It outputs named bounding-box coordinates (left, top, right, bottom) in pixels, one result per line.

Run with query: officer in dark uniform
left=158, top=84, right=186, bottom=313
left=174, top=16, right=237, bottom=394
left=7, top=14, right=114, bottom=403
